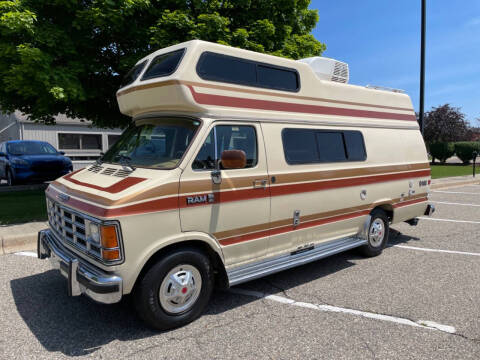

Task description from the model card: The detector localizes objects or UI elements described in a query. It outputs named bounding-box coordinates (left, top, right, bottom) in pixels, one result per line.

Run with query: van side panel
left=262, top=121, right=429, bottom=259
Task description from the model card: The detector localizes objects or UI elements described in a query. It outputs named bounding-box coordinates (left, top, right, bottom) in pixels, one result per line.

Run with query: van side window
left=282, top=129, right=366, bottom=164
left=196, top=52, right=299, bottom=92
left=193, top=125, right=258, bottom=170
left=141, top=48, right=185, bottom=81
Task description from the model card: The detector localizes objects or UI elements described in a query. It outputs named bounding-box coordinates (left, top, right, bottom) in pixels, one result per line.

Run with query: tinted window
left=193, top=125, right=257, bottom=170
left=108, top=134, right=121, bottom=149
left=141, top=49, right=185, bottom=80
left=344, top=131, right=366, bottom=161
left=197, top=53, right=257, bottom=86
left=257, top=65, right=299, bottom=91
left=282, top=129, right=319, bottom=164
left=197, top=52, right=299, bottom=92
left=120, top=60, right=147, bottom=88
left=282, top=129, right=366, bottom=164
left=58, top=134, right=102, bottom=150
left=316, top=132, right=347, bottom=162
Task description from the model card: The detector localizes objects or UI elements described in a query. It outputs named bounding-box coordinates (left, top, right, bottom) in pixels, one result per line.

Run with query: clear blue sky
left=310, top=0, right=480, bottom=125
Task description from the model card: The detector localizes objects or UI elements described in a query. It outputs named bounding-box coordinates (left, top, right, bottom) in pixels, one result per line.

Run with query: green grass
left=0, top=189, right=47, bottom=225
left=430, top=164, right=476, bottom=179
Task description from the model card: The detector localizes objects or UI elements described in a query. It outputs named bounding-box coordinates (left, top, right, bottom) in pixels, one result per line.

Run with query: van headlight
left=85, top=219, right=122, bottom=262
left=87, top=221, right=100, bottom=243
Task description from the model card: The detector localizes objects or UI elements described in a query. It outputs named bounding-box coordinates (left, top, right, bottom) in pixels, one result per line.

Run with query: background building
left=0, top=111, right=123, bottom=170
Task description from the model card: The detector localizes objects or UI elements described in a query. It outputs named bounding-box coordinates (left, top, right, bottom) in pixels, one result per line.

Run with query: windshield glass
left=7, top=142, right=57, bottom=155
left=101, top=118, right=201, bottom=169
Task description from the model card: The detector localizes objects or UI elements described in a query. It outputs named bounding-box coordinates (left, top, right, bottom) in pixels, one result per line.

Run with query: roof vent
left=297, top=57, right=349, bottom=84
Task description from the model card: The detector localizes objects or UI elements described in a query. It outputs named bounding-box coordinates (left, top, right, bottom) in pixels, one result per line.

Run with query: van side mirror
left=59, top=151, right=65, bottom=155
left=221, top=150, right=247, bottom=169
left=210, top=150, right=247, bottom=185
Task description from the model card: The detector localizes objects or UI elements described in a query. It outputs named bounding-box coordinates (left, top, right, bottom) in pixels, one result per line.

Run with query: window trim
left=196, top=51, right=301, bottom=93
left=140, top=48, right=186, bottom=81
left=281, top=128, right=367, bottom=165
left=191, top=123, right=260, bottom=172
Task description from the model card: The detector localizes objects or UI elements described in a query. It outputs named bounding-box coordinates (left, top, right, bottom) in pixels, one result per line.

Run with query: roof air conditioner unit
left=297, top=57, right=349, bottom=84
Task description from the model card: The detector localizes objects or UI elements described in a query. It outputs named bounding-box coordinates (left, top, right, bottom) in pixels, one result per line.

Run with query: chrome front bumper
left=37, top=229, right=123, bottom=304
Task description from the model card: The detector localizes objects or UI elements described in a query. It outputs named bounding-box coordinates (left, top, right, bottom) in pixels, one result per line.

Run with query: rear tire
left=359, top=209, right=389, bottom=257
left=133, top=248, right=214, bottom=330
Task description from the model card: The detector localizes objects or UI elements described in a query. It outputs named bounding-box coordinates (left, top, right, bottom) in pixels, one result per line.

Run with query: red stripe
left=219, top=209, right=371, bottom=246
left=47, top=186, right=178, bottom=217
left=393, top=197, right=428, bottom=208
left=188, top=86, right=416, bottom=121
left=63, top=171, right=146, bottom=194
left=270, top=170, right=431, bottom=197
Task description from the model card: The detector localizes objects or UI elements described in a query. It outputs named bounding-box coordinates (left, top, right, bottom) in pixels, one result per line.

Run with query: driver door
left=179, top=122, right=271, bottom=267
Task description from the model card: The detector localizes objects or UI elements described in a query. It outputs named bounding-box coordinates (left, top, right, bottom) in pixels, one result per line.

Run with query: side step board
left=227, top=236, right=367, bottom=286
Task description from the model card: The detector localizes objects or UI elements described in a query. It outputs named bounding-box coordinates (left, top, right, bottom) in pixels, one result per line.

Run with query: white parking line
left=230, top=288, right=456, bottom=334
left=418, top=217, right=480, bottom=224
left=430, top=201, right=480, bottom=207
left=394, top=245, right=480, bottom=257
left=432, top=190, right=480, bottom=195
left=13, top=251, right=37, bottom=258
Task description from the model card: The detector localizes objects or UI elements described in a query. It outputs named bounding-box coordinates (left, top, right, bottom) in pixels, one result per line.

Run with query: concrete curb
left=0, top=222, right=48, bottom=255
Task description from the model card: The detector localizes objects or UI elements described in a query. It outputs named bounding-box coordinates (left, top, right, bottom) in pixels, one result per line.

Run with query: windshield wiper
left=116, top=154, right=136, bottom=171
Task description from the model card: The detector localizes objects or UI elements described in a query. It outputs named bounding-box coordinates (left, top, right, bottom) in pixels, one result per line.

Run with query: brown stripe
left=214, top=193, right=427, bottom=241
left=273, top=162, right=429, bottom=185
left=117, top=79, right=413, bottom=112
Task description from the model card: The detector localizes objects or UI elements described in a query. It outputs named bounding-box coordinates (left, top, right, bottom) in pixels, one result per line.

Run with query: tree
left=423, top=104, right=471, bottom=144
left=0, top=0, right=325, bottom=128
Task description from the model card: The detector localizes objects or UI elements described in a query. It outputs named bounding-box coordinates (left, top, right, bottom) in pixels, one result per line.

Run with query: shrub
left=429, top=142, right=455, bottom=164
left=454, top=142, right=480, bottom=164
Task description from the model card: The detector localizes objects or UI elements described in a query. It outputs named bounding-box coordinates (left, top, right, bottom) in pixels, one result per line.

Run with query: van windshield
left=101, top=118, right=200, bottom=169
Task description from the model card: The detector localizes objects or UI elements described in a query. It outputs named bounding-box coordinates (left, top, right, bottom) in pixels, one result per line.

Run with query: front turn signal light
left=101, top=225, right=119, bottom=249
left=102, top=249, right=121, bottom=261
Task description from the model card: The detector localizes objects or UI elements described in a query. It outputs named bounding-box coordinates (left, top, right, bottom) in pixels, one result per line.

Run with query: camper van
left=38, top=40, right=434, bottom=330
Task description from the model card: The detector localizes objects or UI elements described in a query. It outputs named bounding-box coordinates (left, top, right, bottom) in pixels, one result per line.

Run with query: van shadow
left=387, top=228, right=421, bottom=246
left=10, top=231, right=418, bottom=356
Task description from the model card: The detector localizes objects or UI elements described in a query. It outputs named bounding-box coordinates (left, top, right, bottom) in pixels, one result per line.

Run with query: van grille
left=46, top=198, right=102, bottom=259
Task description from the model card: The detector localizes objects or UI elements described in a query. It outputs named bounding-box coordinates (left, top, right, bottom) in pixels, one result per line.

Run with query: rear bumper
left=37, top=229, right=123, bottom=304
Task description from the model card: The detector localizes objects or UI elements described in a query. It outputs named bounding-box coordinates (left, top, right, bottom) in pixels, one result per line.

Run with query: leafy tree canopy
left=423, top=104, right=471, bottom=144
left=0, top=0, right=325, bottom=128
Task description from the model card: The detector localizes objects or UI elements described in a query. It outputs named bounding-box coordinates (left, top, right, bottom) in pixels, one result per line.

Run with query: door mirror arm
left=211, top=159, right=222, bottom=184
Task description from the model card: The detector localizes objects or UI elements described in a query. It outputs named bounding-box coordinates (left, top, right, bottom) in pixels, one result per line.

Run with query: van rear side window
left=196, top=52, right=299, bottom=92
left=282, top=129, right=366, bottom=164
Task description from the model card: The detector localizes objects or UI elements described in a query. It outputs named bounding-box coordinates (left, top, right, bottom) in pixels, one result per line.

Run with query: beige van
left=38, top=40, right=434, bottom=329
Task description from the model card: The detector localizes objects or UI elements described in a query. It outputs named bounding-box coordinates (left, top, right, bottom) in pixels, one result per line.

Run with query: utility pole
left=419, top=0, right=426, bottom=134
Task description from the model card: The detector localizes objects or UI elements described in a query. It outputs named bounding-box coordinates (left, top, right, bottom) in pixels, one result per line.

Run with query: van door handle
left=253, top=179, right=268, bottom=189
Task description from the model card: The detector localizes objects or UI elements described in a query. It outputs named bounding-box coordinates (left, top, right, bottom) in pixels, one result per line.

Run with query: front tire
left=134, top=248, right=214, bottom=330
left=359, top=209, right=389, bottom=257
left=6, top=168, right=15, bottom=186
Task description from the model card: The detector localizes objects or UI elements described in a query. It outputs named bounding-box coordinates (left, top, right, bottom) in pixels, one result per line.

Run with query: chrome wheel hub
left=369, top=218, right=385, bottom=247
left=159, top=265, right=202, bottom=314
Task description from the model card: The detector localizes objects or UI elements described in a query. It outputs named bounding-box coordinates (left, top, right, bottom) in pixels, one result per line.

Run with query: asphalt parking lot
left=0, top=185, right=479, bottom=359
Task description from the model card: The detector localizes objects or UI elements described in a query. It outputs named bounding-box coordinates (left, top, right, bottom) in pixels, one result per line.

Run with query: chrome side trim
left=227, top=236, right=367, bottom=286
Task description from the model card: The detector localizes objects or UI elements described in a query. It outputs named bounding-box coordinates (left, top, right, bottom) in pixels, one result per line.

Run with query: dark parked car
left=0, top=140, right=73, bottom=185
